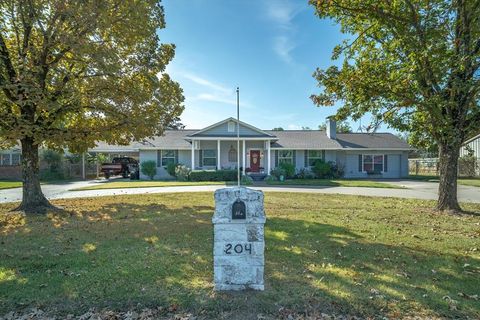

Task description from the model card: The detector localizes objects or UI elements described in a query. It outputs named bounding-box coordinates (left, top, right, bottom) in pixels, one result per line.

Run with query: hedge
left=189, top=169, right=238, bottom=181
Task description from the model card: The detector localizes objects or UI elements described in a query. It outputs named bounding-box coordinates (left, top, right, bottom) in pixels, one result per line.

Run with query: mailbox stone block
left=212, top=187, right=265, bottom=291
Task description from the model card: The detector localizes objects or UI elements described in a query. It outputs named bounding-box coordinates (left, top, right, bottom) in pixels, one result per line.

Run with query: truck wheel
left=105, top=173, right=110, bottom=180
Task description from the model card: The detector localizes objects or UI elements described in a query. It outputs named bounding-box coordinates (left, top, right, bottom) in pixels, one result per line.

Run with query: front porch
left=189, top=139, right=272, bottom=175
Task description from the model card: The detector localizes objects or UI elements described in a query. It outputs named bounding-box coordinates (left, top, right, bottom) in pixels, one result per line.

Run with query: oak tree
left=0, top=0, right=184, bottom=213
left=310, top=0, right=480, bottom=212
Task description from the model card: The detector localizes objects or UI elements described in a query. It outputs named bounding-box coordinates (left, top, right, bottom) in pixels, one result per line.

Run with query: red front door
left=250, top=150, right=260, bottom=172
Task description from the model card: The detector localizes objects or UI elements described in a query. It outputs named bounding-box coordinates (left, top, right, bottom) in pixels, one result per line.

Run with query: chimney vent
left=326, top=118, right=336, bottom=139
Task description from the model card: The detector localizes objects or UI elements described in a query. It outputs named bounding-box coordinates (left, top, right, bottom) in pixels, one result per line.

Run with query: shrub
left=295, top=168, right=315, bottom=179
left=270, top=167, right=286, bottom=179
left=330, top=162, right=345, bottom=179
left=190, top=170, right=238, bottom=182
left=265, top=175, right=278, bottom=182
left=175, top=165, right=191, bottom=181
left=312, top=160, right=331, bottom=178
left=41, top=149, right=65, bottom=180
left=166, top=162, right=177, bottom=177
left=140, top=161, right=157, bottom=180
left=241, top=175, right=253, bottom=185
left=279, top=162, right=295, bottom=179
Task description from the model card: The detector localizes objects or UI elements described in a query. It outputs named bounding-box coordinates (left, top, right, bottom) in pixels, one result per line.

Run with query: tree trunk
left=436, top=142, right=462, bottom=213
left=16, top=137, right=53, bottom=214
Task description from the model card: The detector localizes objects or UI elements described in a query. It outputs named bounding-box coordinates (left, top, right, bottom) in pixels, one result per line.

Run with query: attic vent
left=228, top=121, right=235, bottom=132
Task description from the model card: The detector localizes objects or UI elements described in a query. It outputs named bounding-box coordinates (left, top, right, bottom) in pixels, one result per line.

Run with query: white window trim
left=362, top=154, right=385, bottom=173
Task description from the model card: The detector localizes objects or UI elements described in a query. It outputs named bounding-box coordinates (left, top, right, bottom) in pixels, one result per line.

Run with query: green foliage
left=309, top=0, right=480, bottom=210
left=41, top=150, right=63, bottom=173
left=166, top=163, right=177, bottom=177
left=312, top=160, right=331, bottom=179
left=140, top=161, right=157, bottom=180
left=270, top=167, right=286, bottom=179
left=272, top=127, right=284, bottom=131
left=318, top=120, right=352, bottom=133
left=0, top=1, right=184, bottom=152
left=189, top=170, right=238, bottom=182
left=279, top=162, right=296, bottom=179
left=294, top=168, right=316, bottom=179
left=175, top=165, right=191, bottom=181
left=40, top=149, right=66, bottom=180
left=240, top=175, right=253, bottom=185
left=265, top=175, right=278, bottom=182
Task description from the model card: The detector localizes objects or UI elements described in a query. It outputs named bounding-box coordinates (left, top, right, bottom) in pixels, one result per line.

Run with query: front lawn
left=1, top=193, right=479, bottom=319
left=0, top=181, right=22, bottom=190
left=457, top=178, right=480, bottom=187
left=70, top=180, right=227, bottom=191
left=266, top=178, right=403, bottom=188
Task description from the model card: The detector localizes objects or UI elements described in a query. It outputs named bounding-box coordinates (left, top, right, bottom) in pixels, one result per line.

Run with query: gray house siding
left=193, top=121, right=269, bottom=137
left=340, top=150, right=408, bottom=179
left=460, top=135, right=480, bottom=159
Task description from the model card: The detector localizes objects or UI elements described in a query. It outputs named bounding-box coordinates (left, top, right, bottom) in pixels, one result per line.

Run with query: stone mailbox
left=212, top=187, right=265, bottom=291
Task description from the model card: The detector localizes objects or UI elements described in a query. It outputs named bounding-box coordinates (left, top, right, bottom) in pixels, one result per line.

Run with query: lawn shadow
left=0, top=200, right=479, bottom=319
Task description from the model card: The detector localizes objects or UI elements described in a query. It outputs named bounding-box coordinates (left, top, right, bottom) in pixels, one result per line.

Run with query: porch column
left=242, top=140, right=246, bottom=175
left=191, top=140, right=195, bottom=170
left=267, top=140, right=271, bottom=174
left=217, top=139, right=221, bottom=170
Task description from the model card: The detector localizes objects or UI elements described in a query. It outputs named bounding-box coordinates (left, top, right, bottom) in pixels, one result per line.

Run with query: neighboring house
left=460, top=133, right=480, bottom=159
left=90, top=118, right=411, bottom=180
left=0, top=145, right=22, bottom=180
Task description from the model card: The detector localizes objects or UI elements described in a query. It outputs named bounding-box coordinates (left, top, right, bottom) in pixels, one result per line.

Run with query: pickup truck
left=100, top=157, right=138, bottom=179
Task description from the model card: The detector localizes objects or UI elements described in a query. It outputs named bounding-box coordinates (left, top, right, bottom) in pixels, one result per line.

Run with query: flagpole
left=236, top=87, right=240, bottom=187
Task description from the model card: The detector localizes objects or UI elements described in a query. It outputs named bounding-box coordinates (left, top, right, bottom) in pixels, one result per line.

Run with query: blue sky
left=160, top=0, right=376, bottom=132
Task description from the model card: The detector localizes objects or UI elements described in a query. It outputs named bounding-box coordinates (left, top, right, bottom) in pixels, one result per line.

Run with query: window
left=363, top=154, right=384, bottom=173
left=308, top=150, right=324, bottom=166
left=228, top=121, right=235, bottom=132
left=160, top=150, right=176, bottom=167
left=228, top=145, right=237, bottom=162
left=203, top=150, right=216, bottom=166
left=278, top=150, right=293, bottom=165
left=1, top=154, right=10, bottom=166
left=11, top=154, right=21, bottom=165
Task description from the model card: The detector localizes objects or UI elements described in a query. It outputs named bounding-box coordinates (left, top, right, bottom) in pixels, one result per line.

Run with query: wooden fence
left=408, top=158, right=480, bottom=177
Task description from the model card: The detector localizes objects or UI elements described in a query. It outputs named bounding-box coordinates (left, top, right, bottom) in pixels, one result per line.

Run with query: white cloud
left=265, top=1, right=303, bottom=63
left=181, top=73, right=232, bottom=95
left=265, top=1, right=300, bottom=29
left=287, top=124, right=301, bottom=130
left=191, top=93, right=237, bottom=106
left=273, top=36, right=296, bottom=63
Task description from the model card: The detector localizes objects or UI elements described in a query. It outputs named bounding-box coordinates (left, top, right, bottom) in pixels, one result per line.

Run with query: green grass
left=266, top=178, right=403, bottom=188
left=457, top=178, right=480, bottom=187
left=408, top=175, right=480, bottom=187
left=70, top=180, right=227, bottom=191
left=1, top=193, right=479, bottom=319
left=0, top=181, right=21, bottom=190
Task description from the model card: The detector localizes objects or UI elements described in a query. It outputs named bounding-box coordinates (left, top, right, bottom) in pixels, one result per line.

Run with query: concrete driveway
left=1, top=179, right=478, bottom=204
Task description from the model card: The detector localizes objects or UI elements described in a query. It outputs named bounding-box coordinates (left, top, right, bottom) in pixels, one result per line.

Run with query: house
left=460, top=133, right=480, bottom=159
left=90, top=118, right=411, bottom=180
left=0, top=145, right=22, bottom=180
